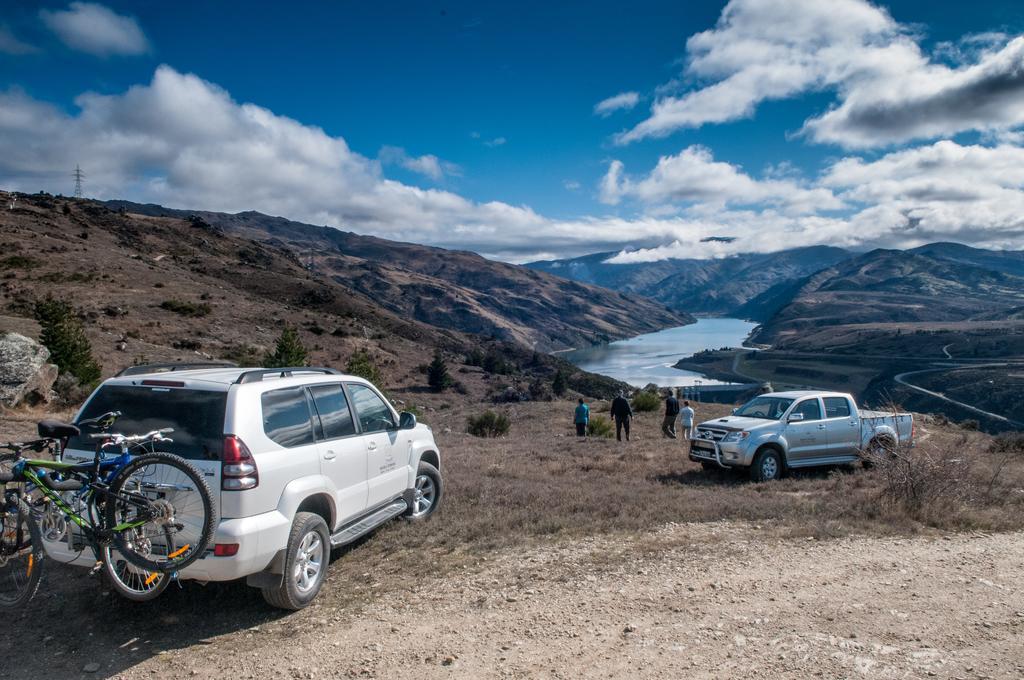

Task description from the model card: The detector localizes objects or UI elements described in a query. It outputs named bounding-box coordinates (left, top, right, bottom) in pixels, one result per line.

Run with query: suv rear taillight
left=222, top=435, right=258, bottom=490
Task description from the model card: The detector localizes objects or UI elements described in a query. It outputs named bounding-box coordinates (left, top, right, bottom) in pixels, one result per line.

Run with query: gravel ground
left=2, top=523, right=1021, bottom=679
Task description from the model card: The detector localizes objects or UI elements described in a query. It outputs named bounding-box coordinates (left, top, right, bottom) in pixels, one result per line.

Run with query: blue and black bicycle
left=0, top=411, right=215, bottom=606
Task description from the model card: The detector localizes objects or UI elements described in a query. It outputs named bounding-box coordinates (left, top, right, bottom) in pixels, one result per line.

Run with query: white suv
left=46, top=363, right=443, bottom=609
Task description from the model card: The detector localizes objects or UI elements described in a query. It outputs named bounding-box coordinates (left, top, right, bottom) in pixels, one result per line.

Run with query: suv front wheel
left=262, top=512, right=330, bottom=610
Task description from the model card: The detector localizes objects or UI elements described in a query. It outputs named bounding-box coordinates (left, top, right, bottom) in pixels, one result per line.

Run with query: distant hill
left=748, top=246, right=1024, bottom=347
left=102, top=201, right=692, bottom=351
left=527, top=246, right=853, bottom=315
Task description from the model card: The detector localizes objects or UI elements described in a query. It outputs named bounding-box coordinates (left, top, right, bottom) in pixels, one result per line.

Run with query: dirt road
left=7, top=523, right=1020, bottom=679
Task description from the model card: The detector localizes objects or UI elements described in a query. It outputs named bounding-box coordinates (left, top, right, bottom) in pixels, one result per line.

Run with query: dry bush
left=466, top=410, right=510, bottom=438
left=631, top=391, right=660, bottom=412
left=587, top=415, right=614, bottom=439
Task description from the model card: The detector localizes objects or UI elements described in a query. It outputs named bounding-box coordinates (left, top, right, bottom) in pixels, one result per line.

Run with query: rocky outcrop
left=0, top=333, right=58, bottom=408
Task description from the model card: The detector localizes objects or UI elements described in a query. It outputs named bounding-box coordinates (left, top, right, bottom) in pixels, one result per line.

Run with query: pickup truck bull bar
left=689, top=440, right=731, bottom=469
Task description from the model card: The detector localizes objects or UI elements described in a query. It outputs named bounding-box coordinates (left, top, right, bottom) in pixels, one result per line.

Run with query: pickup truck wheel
left=862, top=437, right=896, bottom=469
left=405, top=461, right=443, bottom=520
left=261, top=512, right=330, bottom=611
left=750, top=449, right=782, bottom=482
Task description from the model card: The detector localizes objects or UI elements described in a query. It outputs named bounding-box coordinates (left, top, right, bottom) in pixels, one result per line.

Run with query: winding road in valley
left=893, top=364, right=1024, bottom=428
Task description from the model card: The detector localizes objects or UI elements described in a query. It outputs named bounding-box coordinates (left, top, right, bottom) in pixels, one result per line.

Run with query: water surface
left=563, top=317, right=756, bottom=387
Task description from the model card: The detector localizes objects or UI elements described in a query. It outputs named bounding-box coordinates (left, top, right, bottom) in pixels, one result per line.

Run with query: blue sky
left=3, top=1, right=1024, bottom=261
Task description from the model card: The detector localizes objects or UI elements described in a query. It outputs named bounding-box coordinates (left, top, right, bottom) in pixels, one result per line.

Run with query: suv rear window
left=68, top=386, right=226, bottom=461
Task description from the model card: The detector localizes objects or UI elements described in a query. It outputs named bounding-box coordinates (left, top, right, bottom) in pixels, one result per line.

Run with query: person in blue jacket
left=574, top=398, right=590, bottom=437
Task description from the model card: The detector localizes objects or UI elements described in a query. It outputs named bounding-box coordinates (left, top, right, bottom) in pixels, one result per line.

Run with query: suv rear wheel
left=261, top=512, right=330, bottom=610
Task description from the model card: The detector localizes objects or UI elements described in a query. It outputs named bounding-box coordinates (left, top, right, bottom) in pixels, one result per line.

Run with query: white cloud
left=617, top=0, right=1024, bottom=149
left=378, top=146, right=459, bottom=181
left=594, top=91, right=640, bottom=117
left=600, top=146, right=844, bottom=214
left=40, top=2, right=149, bottom=56
left=0, top=25, right=38, bottom=55
left=483, top=136, right=506, bottom=147
left=563, top=180, right=581, bottom=191
left=1, top=66, right=1022, bottom=264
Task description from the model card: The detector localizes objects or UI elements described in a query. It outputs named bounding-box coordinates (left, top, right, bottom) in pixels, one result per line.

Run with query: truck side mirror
left=732, top=408, right=738, bottom=415
left=398, top=411, right=417, bottom=430
left=788, top=413, right=805, bottom=423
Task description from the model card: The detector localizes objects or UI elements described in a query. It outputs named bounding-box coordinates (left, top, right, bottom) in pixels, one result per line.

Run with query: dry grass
left=352, top=400, right=1024, bottom=584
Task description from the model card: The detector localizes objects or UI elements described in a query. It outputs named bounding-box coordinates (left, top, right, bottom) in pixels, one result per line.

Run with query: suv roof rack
left=234, top=367, right=342, bottom=384
left=116, top=361, right=239, bottom=377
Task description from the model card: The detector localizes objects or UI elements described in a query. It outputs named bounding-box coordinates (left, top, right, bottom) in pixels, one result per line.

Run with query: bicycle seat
left=37, top=420, right=81, bottom=439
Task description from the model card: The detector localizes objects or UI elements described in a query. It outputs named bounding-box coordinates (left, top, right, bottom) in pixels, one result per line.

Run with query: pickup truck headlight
left=721, top=431, right=750, bottom=443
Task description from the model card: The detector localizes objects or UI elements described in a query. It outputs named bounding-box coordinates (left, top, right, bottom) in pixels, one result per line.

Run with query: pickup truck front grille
left=695, top=427, right=729, bottom=442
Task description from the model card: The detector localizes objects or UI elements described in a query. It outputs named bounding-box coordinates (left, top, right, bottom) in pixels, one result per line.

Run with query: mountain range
left=101, top=200, right=691, bottom=351
left=526, top=246, right=852, bottom=315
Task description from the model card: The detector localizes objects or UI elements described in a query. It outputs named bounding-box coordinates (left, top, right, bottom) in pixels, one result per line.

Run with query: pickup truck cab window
left=261, top=387, right=316, bottom=447
left=348, top=383, right=396, bottom=433
left=823, top=396, right=852, bottom=419
left=734, top=396, right=794, bottom=420
left=308, top=384, right=357, bottom=440
left=792, top=398, right=822, bottom=421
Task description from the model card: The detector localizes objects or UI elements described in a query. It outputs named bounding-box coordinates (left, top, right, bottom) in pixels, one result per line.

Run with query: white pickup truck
left=689, top=390, right=913, bottom=481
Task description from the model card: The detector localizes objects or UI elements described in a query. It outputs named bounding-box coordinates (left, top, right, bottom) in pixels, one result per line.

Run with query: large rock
left=0, top=333, right=59, bottom=408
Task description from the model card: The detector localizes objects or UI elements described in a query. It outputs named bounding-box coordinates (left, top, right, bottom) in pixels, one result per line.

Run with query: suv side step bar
left=330, top=499, right=408, bottom=548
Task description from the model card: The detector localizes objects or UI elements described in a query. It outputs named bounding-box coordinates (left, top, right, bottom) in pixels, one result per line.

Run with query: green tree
left=264, top=326, right=308, bottom=368
left=34, top=297, right=101, bottom=386
left=346, top=347, right=382, bottom=384
left=551, top=369, right=568, bottom=397
left=427, top=350, right=453, bottom=392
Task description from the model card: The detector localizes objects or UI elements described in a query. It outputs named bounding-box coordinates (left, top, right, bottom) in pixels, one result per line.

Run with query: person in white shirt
left=679, top=400, right=696, bottom=441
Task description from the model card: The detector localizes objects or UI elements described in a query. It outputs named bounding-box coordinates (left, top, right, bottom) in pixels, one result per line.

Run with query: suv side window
left=261, top=387, right=315, bottom=447
left=793, top=398, right=822, bottom=421
left=309, top=384, right=357, bottom=439
left=347, top=383, right=396, bottom=433
left=823, top=397, right=851, bottom=419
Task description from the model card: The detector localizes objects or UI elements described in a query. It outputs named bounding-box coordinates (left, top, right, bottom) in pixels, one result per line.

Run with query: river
left=562, top=317, right=757, bottom=388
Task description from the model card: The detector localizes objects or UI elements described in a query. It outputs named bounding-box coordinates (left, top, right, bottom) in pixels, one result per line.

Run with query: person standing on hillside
left=574, top=398, right=590, bottom=437
left=662, top=389, right=680, bottom=438
left=679, top=400, right=696, bottom=441
left=610, top=391, right=633, bottom=441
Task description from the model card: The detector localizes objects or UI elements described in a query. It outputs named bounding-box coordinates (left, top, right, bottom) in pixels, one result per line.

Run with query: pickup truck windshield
left=67, top=385, right=227, bottom=461
left=734, top=396, right=795, bottom=420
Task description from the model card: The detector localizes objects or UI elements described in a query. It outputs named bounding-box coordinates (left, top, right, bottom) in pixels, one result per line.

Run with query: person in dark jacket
left=610, top=391, right=633, bottom=441
left=662, top=389, right=680, bottom=438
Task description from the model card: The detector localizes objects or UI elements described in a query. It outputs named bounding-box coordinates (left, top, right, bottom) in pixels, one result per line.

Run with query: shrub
left=991, top=432, right=1024, bottom=455
left=467, top=410, right=511, bottom=438
left=427, top=350, right=453, bottom=392
left=221, top=344, right=263, bottom=368
left=631, top=390, right=660, bottom=412
left=346, top=347, right=382, bottom=384
left=587, top=415, right=614, bottom=439
left=33, top=297, right=101, bottom=387
left=551, top=370, right=568, bottom=397
left=159, top=299, right=211, bottom=317
left=1, top=255, right=40, bottom=270
left=264, top=326, right=308, bottom=368
left=482, top=350, right=513, bottom=375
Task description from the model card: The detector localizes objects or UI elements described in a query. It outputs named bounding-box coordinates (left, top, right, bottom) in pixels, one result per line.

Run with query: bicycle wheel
left=0, top=498, right=44, bottom=608
left=101, top=533, right=172, bottom=602
left=104, top=452, right=215, bottom=573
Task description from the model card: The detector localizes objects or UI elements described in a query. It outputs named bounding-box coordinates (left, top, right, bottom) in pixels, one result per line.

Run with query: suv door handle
left=367, top=441, right=378, bottom=451
left=323, top=450, right=336, bottom=460
left=817, top=424, right=826, bottom=430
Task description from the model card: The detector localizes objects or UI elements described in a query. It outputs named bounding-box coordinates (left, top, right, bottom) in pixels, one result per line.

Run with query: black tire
left=862, top=437, right=896, bottom=469
left=750, top=448, right=783, bottom=482
left=404, top=461, right=443, bottom=520
left=0, top=498, right=44, bottom=609
left=101, top=530, right=173, bottom=602
left=699, top=460, right=718, bottom=471
left=261, top=512, right=330, bottom=610
left=105, top=452, right=216, bottom=573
